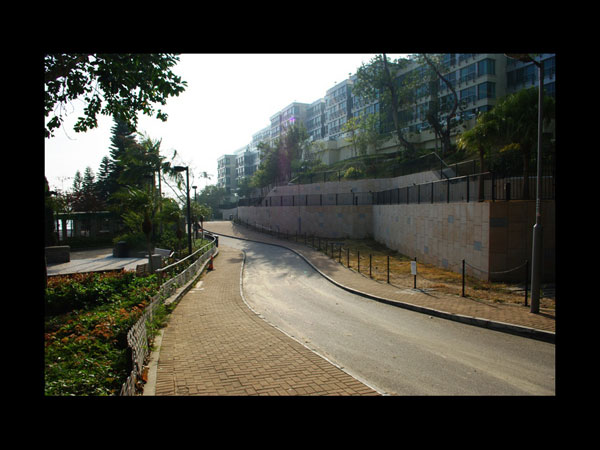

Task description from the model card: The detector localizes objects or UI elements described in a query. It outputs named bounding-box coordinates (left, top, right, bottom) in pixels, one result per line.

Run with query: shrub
left=343, top=166, right=363, bottom=180
left=44, top=271, right=160, bottom=395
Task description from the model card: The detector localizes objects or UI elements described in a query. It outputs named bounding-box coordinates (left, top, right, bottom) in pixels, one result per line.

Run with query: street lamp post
left=192, top=185, right=197, bottom=239
left=506, top=53, right=544, bottom=313
left=174, top=166, right=192, bottom=256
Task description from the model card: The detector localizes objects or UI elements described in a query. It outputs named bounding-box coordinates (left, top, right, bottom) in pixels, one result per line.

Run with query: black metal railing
left=238, top=171, right=555, bottom=208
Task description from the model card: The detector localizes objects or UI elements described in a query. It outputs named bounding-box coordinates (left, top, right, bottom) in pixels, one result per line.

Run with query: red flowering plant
left=44, top=271, right=159, bottom=396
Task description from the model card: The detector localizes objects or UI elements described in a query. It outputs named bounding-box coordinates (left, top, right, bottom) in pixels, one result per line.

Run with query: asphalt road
left=220, top=236, right=555, bottom=396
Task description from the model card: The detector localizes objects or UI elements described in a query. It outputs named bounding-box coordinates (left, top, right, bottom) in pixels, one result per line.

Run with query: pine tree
left=103, top=117, right=139, bottom=205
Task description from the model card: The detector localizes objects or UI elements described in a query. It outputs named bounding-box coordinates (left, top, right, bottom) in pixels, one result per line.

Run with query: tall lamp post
left=192, top=185, right=198, bottom=239
left=174, top=166, right=192, bottom=256
left=506, top=53, right=544, bottom=314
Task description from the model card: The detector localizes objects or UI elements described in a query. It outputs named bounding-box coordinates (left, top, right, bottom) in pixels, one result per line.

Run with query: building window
left=460, top=86, right=477, bottom=104
left=477, top=58, right=495, bottom=76
left=460, top=64, right=476, bottom=83
left=477, top=82, right=495, bottom=100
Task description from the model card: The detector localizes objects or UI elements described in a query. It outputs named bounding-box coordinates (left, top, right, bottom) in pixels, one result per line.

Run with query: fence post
left=525, top=259, right=529, bottom=306
left=431, top=182, right=434, bottom=204
left=466, top=175, right=470, bottom=202
left=358, top=250, right=360, bottom=273
left=347, top=247, right=350, bottom=267
left=369, top=254, right=372, bottom=278
left=387, top=255, right=390, bottom=284
left=413, top=257, right=417, bottom=289
left=462, top=259, right=466, bottom=297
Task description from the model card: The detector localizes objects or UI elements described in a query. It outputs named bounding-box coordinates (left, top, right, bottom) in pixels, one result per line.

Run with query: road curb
left=207, top=229, right=555, bottom=344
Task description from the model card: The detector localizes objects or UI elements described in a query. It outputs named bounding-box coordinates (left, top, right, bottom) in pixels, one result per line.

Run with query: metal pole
left=387, top=255, right=390, bottom=284
left=185, top=168, right=192, bottom=256
left=530, top=59, right=544, bottom=314
left=413, top=257, right=417, bottom=289
left=462, top=259, right=465, bottom=297
left=525, top=259, right=529, bottom=307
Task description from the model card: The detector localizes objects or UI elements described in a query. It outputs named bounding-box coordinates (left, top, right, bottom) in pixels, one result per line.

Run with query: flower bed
left=44, top=271, right=160, bottom=396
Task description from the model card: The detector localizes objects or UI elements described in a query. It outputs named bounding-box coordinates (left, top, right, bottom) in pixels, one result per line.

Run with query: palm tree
left=113, top=186, right=159, bottom=273
left=457, top=111, right=499, bottom=201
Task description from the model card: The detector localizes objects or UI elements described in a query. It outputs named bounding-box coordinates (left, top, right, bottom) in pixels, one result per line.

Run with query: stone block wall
left=237, top=173, right=555, bottom=282
left=372, top=202, right=490, bottom=278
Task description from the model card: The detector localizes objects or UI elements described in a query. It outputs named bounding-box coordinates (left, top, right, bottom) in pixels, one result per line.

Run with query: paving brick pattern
left=154, top=246, right=379, bottom=396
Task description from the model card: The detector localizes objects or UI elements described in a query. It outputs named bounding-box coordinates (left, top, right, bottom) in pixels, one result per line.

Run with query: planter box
left=45, top=246, right=70, bottom=264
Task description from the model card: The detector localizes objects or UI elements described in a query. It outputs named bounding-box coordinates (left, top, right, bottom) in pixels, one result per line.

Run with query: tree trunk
left=382, top=54, right=415, bottom=155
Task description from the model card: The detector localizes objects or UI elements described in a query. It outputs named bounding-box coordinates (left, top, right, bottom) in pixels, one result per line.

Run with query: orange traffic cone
left=208, top=255, right=214, bottom=270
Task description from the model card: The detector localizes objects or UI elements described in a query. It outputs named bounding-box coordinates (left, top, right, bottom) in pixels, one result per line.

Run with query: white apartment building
left=218, top=53, right=556, bottom=187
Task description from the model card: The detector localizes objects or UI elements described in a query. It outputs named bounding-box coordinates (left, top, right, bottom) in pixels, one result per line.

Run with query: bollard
left=462, top=259, right=465, bottom=297
left=388, top=255, right=390, bottom=284
left=524, top=259, right=529, bottom=306
left=413, top=257, right=417, bottom=289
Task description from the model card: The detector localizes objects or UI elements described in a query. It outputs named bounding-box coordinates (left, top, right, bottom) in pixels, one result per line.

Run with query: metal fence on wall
left=238, top=171, right=555, bottom=208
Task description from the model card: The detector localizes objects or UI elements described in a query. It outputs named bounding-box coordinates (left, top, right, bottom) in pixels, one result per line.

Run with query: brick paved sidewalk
left=205, top=221, right=555, bottom=337
left=153, top=245, right=380, bottom=396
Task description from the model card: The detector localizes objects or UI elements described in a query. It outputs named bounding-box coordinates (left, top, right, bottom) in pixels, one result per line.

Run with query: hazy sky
left=44, top=53, right=409, bottom=196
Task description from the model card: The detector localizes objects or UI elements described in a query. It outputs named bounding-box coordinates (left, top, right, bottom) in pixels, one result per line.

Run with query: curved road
left=220, top=236, right=555, bottom=396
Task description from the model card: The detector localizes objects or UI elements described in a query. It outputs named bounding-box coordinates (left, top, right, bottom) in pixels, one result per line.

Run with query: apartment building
left=305, top=98, right=326, bottom=142
left=235, top=145, right=259, bottom=179
left=324, top=79, right=354, bottom=141
left=218, top=53, right=555, bottom=188
left=505, top=53, right=556, bottom=97
left=217, top=153, right=236, bottom=194
left=269, top=102, right=309, bottom=143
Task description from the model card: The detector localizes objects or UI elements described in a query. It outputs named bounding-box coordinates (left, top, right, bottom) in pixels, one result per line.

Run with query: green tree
left=353, top=54, right=416, bottom=156
left=457, top=111, right=499, bottom=200
left=413, top=54, right=463, bottom=156
left=457, top=87, right=555, bottom=199
left=44, top=54, right=187, bottom=138
left=197, top=185, right=227, bottom=220
left=341, top=116, right=365, bottom=158
left=235, top=176, right=254, bottom=199
left=251, top=141, right=279, bottom=188
left=492, top=87, right=555, bottom=199
left=361, top=112, right=387, bottom=154
left=113, top=186, right=159, bottom=271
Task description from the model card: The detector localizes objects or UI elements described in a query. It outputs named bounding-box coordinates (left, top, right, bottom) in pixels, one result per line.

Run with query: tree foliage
left=353, top=54, right=416, bottom=156
left=457, top=87, right=555, bottom=198
left=44, top=54, right=187, bottom=138
left=251, top=123, right=309, bottom=188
